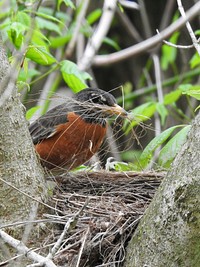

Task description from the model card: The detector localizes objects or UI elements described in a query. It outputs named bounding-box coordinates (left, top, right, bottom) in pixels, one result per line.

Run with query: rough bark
left=0, top=45, right=47, bottom=231
left=124, top=113, right=200, bottom=267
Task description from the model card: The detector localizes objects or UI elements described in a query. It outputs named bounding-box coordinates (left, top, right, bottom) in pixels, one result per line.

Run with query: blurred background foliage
left=0, top=0, right=200, bottom=171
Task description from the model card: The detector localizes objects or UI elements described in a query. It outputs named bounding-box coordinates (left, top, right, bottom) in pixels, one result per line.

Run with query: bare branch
left=138, top=0, right=152, bottom=38
left=66, top=0, right=90, bottom=58
left=177, top=0, right=200, bottom=55
left=0, top=230, right=57, bottom=267
left=75, top=227, right=90, bottom=267
left=46, top=198, right=89, bottom=260
left=93, top=1, right=200, bottom=66
left=78, top=0, right=118, bottom=70
left=156, top=29, right=194, bottom=49
left=118, top=0, right=139, bottom=10
left=116, top=9, right=143, bottom=42
left=152, top=54, right=163, bottom=104
left=46, top=218, right=73, bottom=260
left=159, top=0, right=176, bottom=31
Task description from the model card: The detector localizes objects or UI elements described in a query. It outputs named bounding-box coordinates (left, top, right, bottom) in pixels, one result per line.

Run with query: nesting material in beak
left=111, top=104, right=128, bottom=117
left=100, top=103, right=127, bottom=117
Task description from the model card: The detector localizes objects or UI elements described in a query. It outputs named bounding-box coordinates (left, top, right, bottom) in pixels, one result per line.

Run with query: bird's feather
left=29, top=103, right=71, bottom=144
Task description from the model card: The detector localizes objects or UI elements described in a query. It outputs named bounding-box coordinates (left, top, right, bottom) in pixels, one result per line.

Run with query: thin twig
left=47, top=218, right=73, bottom=259
left=47, top=198, right=89, bottom=260
left=177, top=0, right=200, bottom=55
left=156, top=29, right=195, bottom=49
left=21, top=202, right=39, bottom=244
left=116, top=8, right=143, bottom=42
left=75, top=227, right=90, bottom=267
left=159, top=0, right=176, bottom=31
left=66, top=0, right=90, bottom=58
left=118, top=0, right=139, bottom=10
left=152, top=54, right=163, bottom=104
left=138, top=0, right=152, bottom=38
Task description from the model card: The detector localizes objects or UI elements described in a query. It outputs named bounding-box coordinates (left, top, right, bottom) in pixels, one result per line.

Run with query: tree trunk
left=124, top=113, right=200, bottom=267
left=0, top=44, right=47, bottom=233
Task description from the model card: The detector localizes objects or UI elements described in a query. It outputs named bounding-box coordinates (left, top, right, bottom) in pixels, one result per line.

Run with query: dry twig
left=0, top=230, right=57, bottom=267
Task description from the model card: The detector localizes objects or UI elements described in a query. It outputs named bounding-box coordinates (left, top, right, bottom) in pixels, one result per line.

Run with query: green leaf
left=159, top=125, right=191, bottom=167
left=178, top=83, right=192, bottom=91
left=18, top=68, right=41, bottom=82
left=17, top=81, right=30, bottom=92
left=36, top=17, right=62, bottom=35
left=37, top=6, right=71, bottom=22
left=156, top=103, right=168, bottom=125
left=7, top=22, right=26, bottom=48
left=25, top=10, right=65, bottom=26
left=181, top=85, right=200, bottom=100
left=161, top=32, right=180, bottom=70
left=0, top=10, right=9, bottom=20
left=57, top=0, right=75, bottom=10
left=103, top=37, right=120, bottom=51
left=112, top=162, right=133, bottom=171
left=125, top=102, right=156, bottom=133
left=25, top=46, right=56, bottom=65
left=195, top=29, right=200, bottom=36
left=16, top=11, right=31, bottom=27
left=139, top=125, right=183, bottom=168
left=163, top=89, right=182, bottom=105
left=50, top=33, right=71, bottom=48
left=86, top=9, right=102, bottom=25
left=31, top=28, right=51, bottom=47
left=121, top=150, right=142, bottom=162
left=60, top=60, right=92, bottom=92
left=190, top=53, right=200, bottom=69
left=26, top=106, right=41, bottom=120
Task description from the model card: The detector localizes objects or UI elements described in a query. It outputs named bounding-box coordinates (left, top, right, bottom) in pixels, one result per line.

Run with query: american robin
left=29, top=88, right=127, bottom=171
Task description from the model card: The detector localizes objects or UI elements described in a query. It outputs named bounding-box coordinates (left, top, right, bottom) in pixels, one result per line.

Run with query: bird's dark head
left=74, top=88, right=127, bottom=121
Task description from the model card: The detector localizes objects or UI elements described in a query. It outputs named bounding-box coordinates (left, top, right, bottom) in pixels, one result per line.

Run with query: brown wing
left=29, top=103, right=72, bottom=145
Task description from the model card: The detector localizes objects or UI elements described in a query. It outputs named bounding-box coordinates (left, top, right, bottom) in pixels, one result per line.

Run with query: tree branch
left=118, top=0, right=139, bottom=10
left=93, top=1, right=200, bottom=66
left=78, top=0, right=118, bottom=70
left=0, top=230, right=57, bottom=267
left=177, top=0, right=200, bottom=55
left=66, top=0, right=90, bottom=58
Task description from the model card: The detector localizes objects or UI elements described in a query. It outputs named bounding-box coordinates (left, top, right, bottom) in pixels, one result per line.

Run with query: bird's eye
left=90, top=93, right=107, bottom=104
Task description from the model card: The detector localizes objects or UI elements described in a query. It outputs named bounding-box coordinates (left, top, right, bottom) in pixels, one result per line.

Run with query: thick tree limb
left=124, top=114, right=200, bottom=266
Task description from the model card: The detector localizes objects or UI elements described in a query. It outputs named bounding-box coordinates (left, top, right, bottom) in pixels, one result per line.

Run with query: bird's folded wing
left=29, top=103, right=70, bottom=144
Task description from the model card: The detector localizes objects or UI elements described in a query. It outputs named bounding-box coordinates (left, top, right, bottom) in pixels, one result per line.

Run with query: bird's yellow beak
left=111, top=104, right=127, bottom=117
left=101, top=103, right=127, bottom=117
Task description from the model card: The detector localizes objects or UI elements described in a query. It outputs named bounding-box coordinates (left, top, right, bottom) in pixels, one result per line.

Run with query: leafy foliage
left=139, top=125, right=190, bottom=169
left=60, top=60, right=92, bottom=92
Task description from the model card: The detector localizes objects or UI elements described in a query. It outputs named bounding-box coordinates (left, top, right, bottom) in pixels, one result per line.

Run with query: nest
left=46, top=171, right=164, bottom=267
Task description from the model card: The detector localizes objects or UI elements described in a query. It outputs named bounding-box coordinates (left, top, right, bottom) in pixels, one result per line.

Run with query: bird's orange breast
left=35, top=112, right=107, bottom=170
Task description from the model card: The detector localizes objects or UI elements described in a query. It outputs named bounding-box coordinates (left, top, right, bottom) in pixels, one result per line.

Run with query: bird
left=29, top=88, right=127, bottom=171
